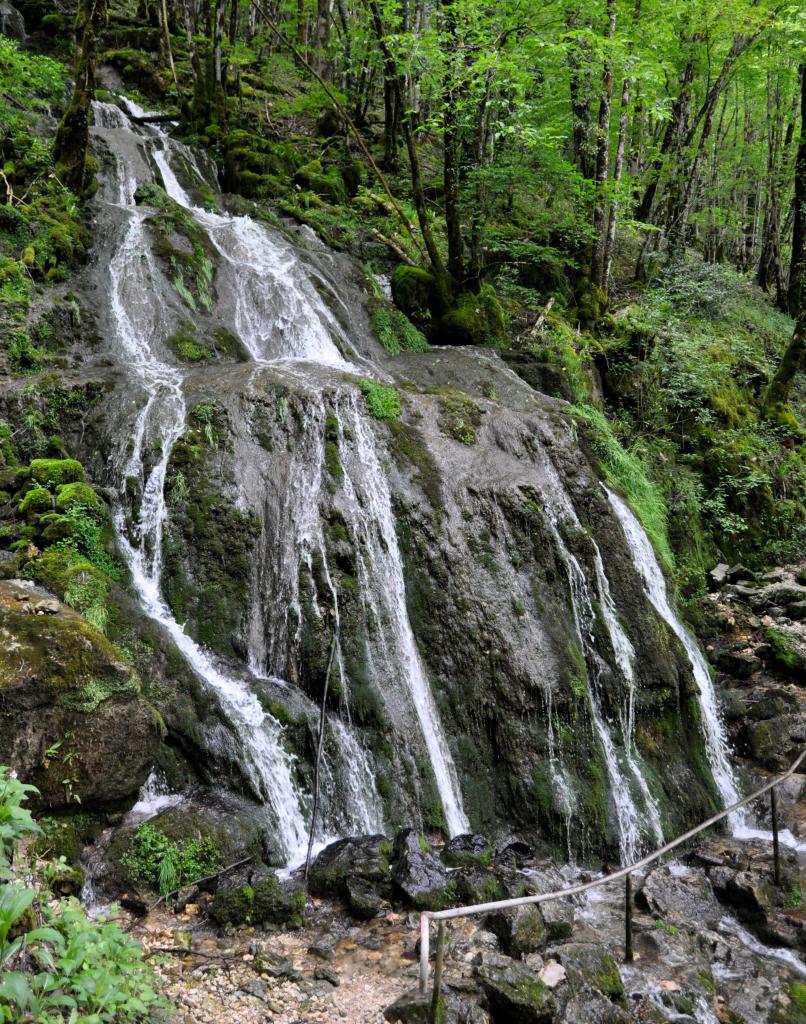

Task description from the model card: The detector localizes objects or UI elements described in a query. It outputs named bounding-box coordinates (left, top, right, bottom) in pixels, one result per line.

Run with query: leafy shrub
left=0, top=768, right=164, bottom=1022
left=370, top=307, right=429, bottom=355
left=122, top=824, right=222, bottom=896
left=358, top=380, right=401, bottom=420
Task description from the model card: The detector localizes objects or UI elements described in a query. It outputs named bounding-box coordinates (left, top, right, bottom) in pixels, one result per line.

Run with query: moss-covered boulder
left=392, top=829, right=456, bottom=911
left=308, top=834, right=392, bottom=898
left=486, top=904, right=548, bottom=958
left=293, top=160, right=347, bottom=203
left=439, top=287, right=505, bottom=346
left=475, top=961, right=556, bottom=1024
left=0, top=579, right=160, bottom=811
left=29, top=458, right=85, bottom=487
left=391, top=265, right=441, bottom=324
left=553, top=942, right=626, bottom=1007
left=211, top=869, right=306, bottom=929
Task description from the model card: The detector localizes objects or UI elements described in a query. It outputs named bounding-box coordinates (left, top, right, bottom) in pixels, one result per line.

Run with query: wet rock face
left=0, top=579, right=160, bottom=811
left=704, top=559, right=806, bottom=783
left=392, top=828, right=454, bottom=911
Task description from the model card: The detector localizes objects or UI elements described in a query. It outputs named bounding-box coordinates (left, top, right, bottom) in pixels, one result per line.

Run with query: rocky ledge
left=103, top=827, right=806, bottom=1024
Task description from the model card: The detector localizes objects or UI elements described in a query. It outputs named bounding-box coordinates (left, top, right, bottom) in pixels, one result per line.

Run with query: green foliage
left=358, top=380, right=401, bottom=420
left=29, top=459, right=84, bottom=487
left=122, top=823, right=222, bottom=895
left=0, top=768, right=164, bottom=1022
left=0, top=769, right=40, bottom=878
left=370, top=306, right=429, bottom=355
left=569, top=403, right=674, bottom=572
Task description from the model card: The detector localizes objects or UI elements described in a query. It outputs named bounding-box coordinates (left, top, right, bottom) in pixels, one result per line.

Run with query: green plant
left=122, top=823, right=222, bottom=895
left=654, top=919, right=679, bottom=935
left=0, top=768, right=164, bottom=1022
left=785, top=884, right=803, bottom=909
left=358, top=380, right=401, bottom=420
left=370, top=307, right=429, bottom=355
left=0, top=769, right=40, bottom=876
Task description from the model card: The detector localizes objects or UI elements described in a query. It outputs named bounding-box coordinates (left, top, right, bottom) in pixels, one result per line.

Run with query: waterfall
left=529, top=442, right=665, bottom=863
left=604, top=486, right=742, bottom=822
left=92, top=98, right=467, bottom=847
left=335, top=393, right=469, bottom=837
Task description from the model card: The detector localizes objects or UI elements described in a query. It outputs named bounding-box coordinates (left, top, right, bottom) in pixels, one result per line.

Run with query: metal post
left=771, top=785, right=781, bottom=888
left=429, top=922, right=446, bottom=1024
left=625, top=873, right=634, bottom=963
left=419, top=913, right=430, bottom=995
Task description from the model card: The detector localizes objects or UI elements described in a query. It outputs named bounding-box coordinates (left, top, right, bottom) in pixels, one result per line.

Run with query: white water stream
left=604, top=486, right=743, bottom=823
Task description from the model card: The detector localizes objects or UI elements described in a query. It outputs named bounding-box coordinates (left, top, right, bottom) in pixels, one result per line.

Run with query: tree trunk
left=763, top=313, right=806, bottom=412
left=52, top=0, right=108, bottom=195
left=591, top=0, right=616, bottom=288
left=441, top=0, right=464, bottom=284
left=788, top=63, right=806, bottom=316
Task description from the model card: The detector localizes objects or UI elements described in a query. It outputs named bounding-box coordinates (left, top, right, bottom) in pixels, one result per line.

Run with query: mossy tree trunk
left=52, top=0, right=108, bottom=195
left=764, top=312, right=806, bottom=414
left=788, top=63, right=806, bottom=317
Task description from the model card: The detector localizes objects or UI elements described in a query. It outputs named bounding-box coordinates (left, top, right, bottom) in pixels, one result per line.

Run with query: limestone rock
left=475, top=960, right=556, bottom=1024
left=392, top=829, right=453, bottom=911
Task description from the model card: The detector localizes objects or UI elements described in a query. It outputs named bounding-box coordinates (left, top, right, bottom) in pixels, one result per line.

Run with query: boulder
left=0, top=580, right=160, bottom=811
left=486, top=903, right=547, bottom=958
left=551, top=942, right=626, bottom=1007
left=556, top=990, right=632, bottom=1023
left=726, top=564, right=755, bottom=584
left=494, top=839, right=534, bottom=870
left=715, top=649, right=761, bottom=679
left=384, top=987, right=489, bottom=1024
left=454, top=866, right=506, bottom=906
left=210, top=868, right=306, bottom=929
left=346, top=875, right=384, bottom=919
left=708, top=563, right=730, bottom=589
left=308, top=834, right=392, bottom=897
left=788, top=601, right=806, bottom=621
left=475, top=960, right=556, bottom=1024
left=442, top=833, right=493, bottom=868
left=392, top=829, right=455, bottom=911
left=524, top=866, right=575, bottom=940
left=641, top=865, right=722, bottom=931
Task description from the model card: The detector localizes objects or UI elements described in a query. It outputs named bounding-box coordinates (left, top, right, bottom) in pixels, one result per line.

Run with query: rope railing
left=417, top=746, right=806, bottom=1009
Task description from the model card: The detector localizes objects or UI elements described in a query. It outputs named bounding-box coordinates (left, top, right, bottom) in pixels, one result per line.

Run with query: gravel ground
left=137, top=898, right=423, bottom=1024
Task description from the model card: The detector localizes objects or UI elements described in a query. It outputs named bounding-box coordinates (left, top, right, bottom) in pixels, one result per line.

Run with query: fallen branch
left=130, top=113, right=179, bottom=125
left=372, top=229, right=416, bottom=266
left=147, top=855, right=254, bottom=912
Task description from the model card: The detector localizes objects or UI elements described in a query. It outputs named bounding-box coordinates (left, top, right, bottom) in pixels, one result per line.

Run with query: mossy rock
left=391, top=265, right=440, bottom=323
left=0, top=580, right=159, bottom=811
left=211, top=873, right=306, bottom=929
left=292, top=160, right=347, bottom=203
left=555, top=942, right=626, bottom=1007
left=19, top=486, right=53, bottom=521
left=29, top=458, right=84, bottom=487
left=55, top=481, right=105, bottom=515
left=439, top=287, right=506, bottom=346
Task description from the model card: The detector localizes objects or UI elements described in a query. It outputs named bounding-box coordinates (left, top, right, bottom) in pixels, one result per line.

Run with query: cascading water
left=334, top=392, right=469, bottom=837
left=530, top=443, right=665, bottom=862
left=91, top=98, right=468, bottom=848
left=604, top=485, right=743, bottom=822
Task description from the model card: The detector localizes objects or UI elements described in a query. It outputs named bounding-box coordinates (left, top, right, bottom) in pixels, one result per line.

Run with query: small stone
left=308, top=934, right=337, bottom=961
left=538, top=959, right=566, bottom=988
left=708, top=563, right=730, bottom=588
left=659, top=980, right=680, bottom=991
left=32, top=598, right=59, bottom=614
left=313, top=965, right=340, bottom=987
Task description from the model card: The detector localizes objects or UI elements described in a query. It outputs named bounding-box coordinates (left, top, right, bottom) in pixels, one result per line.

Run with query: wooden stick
left=429, top=922, right=446, bottom=1023
left=624, top=873, right=634, bottom=963
left=148, top=855, right=253, bottom=911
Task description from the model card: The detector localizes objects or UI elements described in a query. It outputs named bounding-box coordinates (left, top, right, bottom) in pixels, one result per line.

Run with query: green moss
left=55, top=481, right=104, bottom=515
left=166, top=326, right=211, bottom=362
left=358, top=381, right=401, bottom=421
left=293, top=160, right=347, bottom=203
left=370, top=306, right=429, bottom=355
left=436, top=389, right=482, bottom=444
left=19, top=486, right=53, bottom=520
left=766, top=629, right=803, bottom=671
left=790, top=984, right=806, bottom=1012
left=440, top=287, right=506, bottom=346
left=391, top=265, right=439, bottom=322
left=29, top=458, right=84, bottom=487
left=324, top=412, right=343, bottom=482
